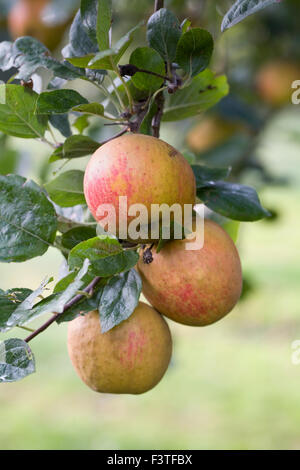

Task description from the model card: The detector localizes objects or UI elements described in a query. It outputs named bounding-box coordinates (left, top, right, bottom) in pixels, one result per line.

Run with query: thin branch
left=138, top=68, right=171, bottom=81
left=154, top=0, right=164, bottom=11
left=151, top=91, right=165, bottom=138
left=25, top=315, right=58, bottom=342
left=17, top=325, right=35, bottom=333
left=39, top=136, right=57, bottom=149
left=47, top=123, right=58, bottom=145
left=129, top=101, right=151, bottom=133
left=101, top=113, right=126, bottom=122
left=107, top=73, right=126, bottom=111
left=111, top=60, right=134, bottom=113
left=103, top=122, right=129, bottom=126
left=25, top=277, right=102, bottom=343
left=119, top=64, right=171, bottom=82
left=84, top=77, right=121, bottom=115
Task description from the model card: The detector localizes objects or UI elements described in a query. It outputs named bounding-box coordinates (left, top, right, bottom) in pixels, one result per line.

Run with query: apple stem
left=154, top=0, right=164, bottom=11
left=142, top=243, right=155, bottom=264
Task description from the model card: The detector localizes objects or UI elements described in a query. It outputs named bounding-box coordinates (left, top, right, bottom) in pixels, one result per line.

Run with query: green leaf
left=72, top=102, right=105, bottom=117
left=0, top=260, right=91, bottom=329
left=0, top=41, right=15, bottom=71
left=129, top=47, right=165, bottom=92
left=0, top=175, right=57, bottom=262
left=12, top=37, right=84, bottom=81
left=99, top=269, right=142, bottom=333
left=0, top=278, right=52, bottom=332
left=66, top=54, right=95, bottom=68
left=181, top=18, right=191, bottom=34
left=87, top=49, right=115, bottom=70
left=73, top=115, right=90, bottom=134
left=0, top=85, right=48, bottom=138
left=36, top=90, right=88, bottom=115
left=108, top=76, right=150, bottom=108
left=81, top=0, right=101, bottom=45
left=0, top=339, right=35, bottom=383
left=163, top=70, right=229, bottom=121
left=49, top=114, right=72, bottom=138
left=0, top=38, right=83, bottom=81
left=24, top=259, right=91, bottom=317
left=147, top=8, right=181, bottom=63
left=54, top=270, right=94, bottom=294
left=0, top=288, right=33, bottom=332
left=197, top=181, right=271, bottom=221
left=139, top=101, right=158, bottom=136
left=69, top=236, right=139, bottom=277
left=88, top=22, right=143, bottom=70
left=50, top=135, right=99, bottom=161
left=44, top=170, right=85, bottom=207
left=221, top=0, right=280, bottom=32
left=96, top=0, right=112, bottom=51
left=57, top=212, right=96, bottom=234
left=175, top=28, right=214, bottom=77
left=191, top=164, right=231, bottom=188
left=56, top=287, right=104, bottom=324
left=113, top=21, right=144, bottom=59
left=63, top=10, right=99, bottom=59
left=3, top=259, right=92, bottom=328
left=61, top=226, right=97, bottom=250
left=0, top=148, right=20, bottom=175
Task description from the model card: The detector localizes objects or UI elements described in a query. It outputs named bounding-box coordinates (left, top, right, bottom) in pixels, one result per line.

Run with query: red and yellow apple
left=67, top=302, right=172, bottom=394
left=84, top=133, right=196, bottom=241
left=138, top=219, right=242, bottom=326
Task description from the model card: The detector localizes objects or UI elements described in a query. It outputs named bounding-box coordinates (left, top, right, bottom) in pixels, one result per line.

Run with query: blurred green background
left=0, top=0, right=300, bottom=450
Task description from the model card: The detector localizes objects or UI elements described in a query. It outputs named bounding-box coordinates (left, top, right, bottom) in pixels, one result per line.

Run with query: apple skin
left=256, top=61, right=300, bottom=107
left=138, top=219, right=242, bottom=327
left=8, top=0, right=72, bottom=51
left=67, top=302, right=172, bottom=394
left=186, top=116, right=239, bottom=154
left=84, top=133, right=196, bottom=241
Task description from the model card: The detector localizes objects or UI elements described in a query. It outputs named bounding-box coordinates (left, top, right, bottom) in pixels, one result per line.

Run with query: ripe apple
left=8, top=0, right=72, bottom=51
left=138, top=219, right=242, bottom=326
left=186, top=116, right=239, bottom=154
left=84, top=133, right=196, bottom=241
left=256, top=60, right=300, bottom=106
left=67, top=302, right=172, bottom=394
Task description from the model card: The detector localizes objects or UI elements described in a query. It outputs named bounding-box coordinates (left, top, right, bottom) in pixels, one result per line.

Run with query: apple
left=67, top=302, right=172, bottom=394
left=84, top=133, right=196, bottom=241
left=138, top=219, right=242, bottom=326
